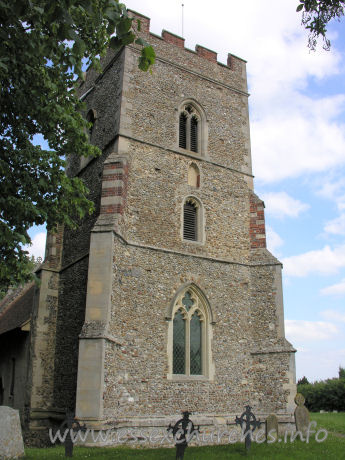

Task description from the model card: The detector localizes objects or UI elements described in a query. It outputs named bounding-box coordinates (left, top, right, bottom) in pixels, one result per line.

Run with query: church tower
left=66, top=10, right=296, bottom=438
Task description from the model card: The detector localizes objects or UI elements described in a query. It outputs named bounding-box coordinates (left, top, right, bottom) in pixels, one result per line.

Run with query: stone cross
left=235, top=405, right=262, bottom=450
left=167, top=411, right=199, bottom=460
left=57, top=412, right=86, bottom=457
left=294, top=393, right=310, bottom=435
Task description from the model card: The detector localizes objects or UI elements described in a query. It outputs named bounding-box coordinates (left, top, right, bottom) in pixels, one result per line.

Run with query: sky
left=27, top=0, right=345, bottom=383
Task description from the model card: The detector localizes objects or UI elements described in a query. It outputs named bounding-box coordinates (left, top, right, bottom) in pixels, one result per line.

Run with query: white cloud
left=282, top=244, right=345, bottom=277
left=262, top=192, right=309, bottom=219
left=266, top=225, right=284, bottom=254
left=24, top=232, right=46, bottom=260
left=321, top=279, right=345, bottom=296
left=285, top=319, right=339, bottom=342
left=251, top=98, right=345, bottom=183
left=324, top=214, right=345, bottom=236
left=320, top=309, right=345, bottom=322
left=316, top=176, right=345, bottom=212
left=316, top=177, right=345, bottom=236
left=317, top=177, right=345, bottom=202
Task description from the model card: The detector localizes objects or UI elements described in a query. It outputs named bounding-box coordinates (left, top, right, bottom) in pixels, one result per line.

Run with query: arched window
left=183, top=200, right=197, bottom=241
left=178, top=101, right=207, bottom=155
left=190, top=116, right=198, bottom=152
left=183, top=197, right=203, bottom=243
left=173, top=309, right=186, bottom=374
left=167, top=285, right=214, bottom=379
left=179, top=112, right=187, bottom=149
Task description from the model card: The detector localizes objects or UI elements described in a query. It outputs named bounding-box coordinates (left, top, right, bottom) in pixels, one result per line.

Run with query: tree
left=0, top=0, right=155, bottom=294
left=297, top=376, right=310, bottom=385
left=297, top=0, right=345, bottom=50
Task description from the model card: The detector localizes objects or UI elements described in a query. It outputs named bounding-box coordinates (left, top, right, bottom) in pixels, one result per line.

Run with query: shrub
left=298, top=376, right=345, bottom=412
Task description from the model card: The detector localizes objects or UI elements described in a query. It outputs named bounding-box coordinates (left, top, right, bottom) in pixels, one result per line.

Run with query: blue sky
left=27, top=0, right=345, bottom=382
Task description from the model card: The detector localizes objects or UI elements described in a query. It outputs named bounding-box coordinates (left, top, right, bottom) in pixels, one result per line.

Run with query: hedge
left=298, top=378, right=345, bottom=412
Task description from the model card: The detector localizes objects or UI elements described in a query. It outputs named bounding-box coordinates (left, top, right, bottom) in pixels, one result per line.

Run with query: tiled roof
left=0, top=283, right=36, bottom=335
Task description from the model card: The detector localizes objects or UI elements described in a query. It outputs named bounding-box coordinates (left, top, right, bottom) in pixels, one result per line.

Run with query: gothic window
left=184, top=200, right=197, bottom=241
left=168, top=285, right=214, bottom=379
left=179, top=112, right=187, bottom=149
left=173, top=291, right=203, bottom=375
left=183, top=197, right=203, bottom=243
left=178, top=103, right=206, bottom=155
left=190, top=311, right=202, bottom=374
left=173, top=309, right=186, bottom=374
left=190, top=116, right=198, bottom=152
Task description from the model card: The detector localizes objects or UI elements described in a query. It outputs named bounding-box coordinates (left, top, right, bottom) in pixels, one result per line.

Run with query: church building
left=0, top=10, right=296, bottom=445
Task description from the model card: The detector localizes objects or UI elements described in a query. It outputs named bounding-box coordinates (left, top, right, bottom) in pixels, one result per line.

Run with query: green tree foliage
left=297, top=376, right=310, bottom=385
left=298, top=371, right=345, bottom=411
left=0, top=0, right=155, bottom=293
left=339, top=366, right=345, bottom=379
left=297, top=0, right=345, bottom=50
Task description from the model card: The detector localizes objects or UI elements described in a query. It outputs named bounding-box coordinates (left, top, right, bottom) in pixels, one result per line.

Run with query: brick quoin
left=100, top=159, right=128, bottom=216
left=100, top=204, right=123, bottom=214
left=102, top=173, right=123, bottom=181
left=101, top=187, right=123, bottom=197
left=250, top=193, right=266, bottom=249
left=103, top=162, right=123, bottom=170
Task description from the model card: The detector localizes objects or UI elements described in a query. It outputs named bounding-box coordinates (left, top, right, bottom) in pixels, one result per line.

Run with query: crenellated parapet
left=128, top=9, right=246, bottom=75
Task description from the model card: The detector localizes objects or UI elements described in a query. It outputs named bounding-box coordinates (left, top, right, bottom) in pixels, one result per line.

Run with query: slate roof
left=0, top=282, right=36, bottom=335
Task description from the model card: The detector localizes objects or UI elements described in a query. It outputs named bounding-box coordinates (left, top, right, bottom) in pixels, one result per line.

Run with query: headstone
left=294, top=393, right=310, bottom=435
left=265, top=414, right=278, bottom=441
left=0, top=406, right=25, bottom=459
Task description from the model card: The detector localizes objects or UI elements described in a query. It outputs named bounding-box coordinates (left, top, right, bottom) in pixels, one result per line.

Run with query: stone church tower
left=0, top=9, right=296, bottom=444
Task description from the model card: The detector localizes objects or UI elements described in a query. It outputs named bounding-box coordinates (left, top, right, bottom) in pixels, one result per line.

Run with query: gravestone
left=294, top=393, right=310, bottom=435
left=0, top=406, right=25, bottom=459
left=265, top=414, right=278, bottom=441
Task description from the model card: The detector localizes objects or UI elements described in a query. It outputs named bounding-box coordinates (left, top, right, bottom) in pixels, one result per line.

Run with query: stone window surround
left=181, top=195, right=205, bottom=245
left=176, top=99, right=208, bottom=158
left=166, top=283, right=215, bottom=381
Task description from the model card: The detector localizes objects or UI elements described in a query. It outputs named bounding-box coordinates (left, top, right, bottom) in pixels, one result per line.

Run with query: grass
left=310, top=411, right=345, bottom=435
left=24, top=413, right=345, bottom=459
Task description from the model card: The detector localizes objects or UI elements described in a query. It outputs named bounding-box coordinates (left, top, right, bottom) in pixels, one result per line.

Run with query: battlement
left=128, top=9, right=246, bottom=70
